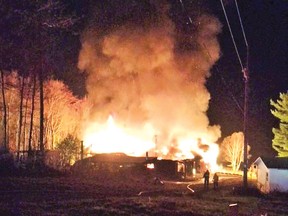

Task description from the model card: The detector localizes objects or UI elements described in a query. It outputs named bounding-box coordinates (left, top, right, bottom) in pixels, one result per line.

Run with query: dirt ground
left=0, top=172, right=287, bottom=216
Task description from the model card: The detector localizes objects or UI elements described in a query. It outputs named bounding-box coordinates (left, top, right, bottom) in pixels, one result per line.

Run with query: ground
left=0, top=172, right=287, bottom=216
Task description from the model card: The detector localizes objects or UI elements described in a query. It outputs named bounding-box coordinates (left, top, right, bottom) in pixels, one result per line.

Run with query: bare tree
left=44, top=80, right=82, bottom=149
left=28, top=74, right=37, bottom=157
left=0, top=69, right=7, bottom=150
left=16, top=76, right=25, bottom=159
left=220, top=132, right=250, bottom=172
left=22, top=78, right=32, bottom=153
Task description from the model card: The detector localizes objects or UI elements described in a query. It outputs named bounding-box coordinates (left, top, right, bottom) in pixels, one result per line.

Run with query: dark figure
left=203, top=170, right=210, bottom=188
left=213, top=172, right=219, bottom=189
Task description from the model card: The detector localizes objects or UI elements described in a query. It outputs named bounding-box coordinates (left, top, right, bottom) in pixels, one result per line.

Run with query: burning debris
left=72, top=152, right=204, bottom=180
left=77, top=1, right=222, bottom=171
left=72, top=152, right=157, bottom=174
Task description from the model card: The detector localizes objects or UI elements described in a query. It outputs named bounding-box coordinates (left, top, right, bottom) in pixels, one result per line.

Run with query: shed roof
left=88, top=153, right=157, bottom=164
left=255, top=157, right=288, bottom=169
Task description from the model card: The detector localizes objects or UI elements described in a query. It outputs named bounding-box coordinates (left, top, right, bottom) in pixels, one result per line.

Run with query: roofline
left=269, top=167, right=288, bottom=171
left=253, top=156, right=262, bottom=165
left=253, top=156, right=288, bottom=170
left=253, top=157, right=269, bottom=171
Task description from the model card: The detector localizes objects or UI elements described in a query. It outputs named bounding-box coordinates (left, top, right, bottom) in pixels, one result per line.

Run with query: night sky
left=206, top=0, right=288, bottom=160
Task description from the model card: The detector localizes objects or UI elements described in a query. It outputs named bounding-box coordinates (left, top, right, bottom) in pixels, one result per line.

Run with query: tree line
left=0, top=1, right=88, bottom=168
left=0, top=70, right=90, bottom=160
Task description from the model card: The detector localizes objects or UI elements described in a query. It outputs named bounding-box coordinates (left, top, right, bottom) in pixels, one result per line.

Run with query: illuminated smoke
left=78, top=1, right=222, bottom=158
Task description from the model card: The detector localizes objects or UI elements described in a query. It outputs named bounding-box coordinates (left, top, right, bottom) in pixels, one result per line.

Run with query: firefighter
left=203, top=170, right=210, bottom=188
left=213, top=172, right=219, bottom=189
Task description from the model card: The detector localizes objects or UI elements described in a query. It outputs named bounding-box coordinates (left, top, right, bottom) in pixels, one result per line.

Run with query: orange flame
left=83, top=115, right=155, bottom=156
left=83, top=115, right=219, bottom=171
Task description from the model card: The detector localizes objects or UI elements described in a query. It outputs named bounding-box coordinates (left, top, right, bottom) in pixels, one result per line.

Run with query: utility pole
left=220, top=0, right=249, bottom=189
left=243, top=47, right=249, bottom=190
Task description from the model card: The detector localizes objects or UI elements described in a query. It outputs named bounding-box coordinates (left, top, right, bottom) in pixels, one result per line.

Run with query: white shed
left=253, top=157, right=288, bottom=193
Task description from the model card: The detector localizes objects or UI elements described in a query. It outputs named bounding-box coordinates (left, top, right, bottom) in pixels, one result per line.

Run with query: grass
left=0, top=172, right=287, bottom=215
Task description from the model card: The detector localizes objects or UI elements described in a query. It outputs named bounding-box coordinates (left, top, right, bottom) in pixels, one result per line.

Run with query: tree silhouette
left=271, top=92, right=288, bottom=157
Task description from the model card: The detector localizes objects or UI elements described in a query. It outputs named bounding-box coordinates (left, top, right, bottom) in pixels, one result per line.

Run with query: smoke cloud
left=78, top=1, right=222, bottom=154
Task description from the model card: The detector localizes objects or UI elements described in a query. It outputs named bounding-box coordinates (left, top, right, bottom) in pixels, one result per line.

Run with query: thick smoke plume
left=78, top=1, right=222, bottom=155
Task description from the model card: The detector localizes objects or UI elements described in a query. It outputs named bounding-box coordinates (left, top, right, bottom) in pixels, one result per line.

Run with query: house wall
left=155, top=160, right=178, bottom=178
left=256, top=161, right=269, bottom=193
left=269, top=169, right=288, bottom=192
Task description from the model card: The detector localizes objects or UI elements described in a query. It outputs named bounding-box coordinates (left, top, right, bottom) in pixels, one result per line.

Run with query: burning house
left=153, top=157, right=202, bottom=180
left=72, top=152, right=157, bottom=174
left=72, top=151, right=205, bottom=180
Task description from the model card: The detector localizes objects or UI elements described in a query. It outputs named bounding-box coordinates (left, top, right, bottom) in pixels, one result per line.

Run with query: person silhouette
left=203, top=170, right=210, bottom=189
left=213, top=172, right=219, bottom=189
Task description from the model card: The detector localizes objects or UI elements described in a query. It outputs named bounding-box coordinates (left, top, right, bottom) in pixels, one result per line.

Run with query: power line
left=220, top=0, right=249, bottom=190
left=235, top=0, right=248, bottom=48
left=202, top=43, right=244, bottom=114
left=220, top=0, right=244, bottom=70
left=177, top=1, right=244, bottom=114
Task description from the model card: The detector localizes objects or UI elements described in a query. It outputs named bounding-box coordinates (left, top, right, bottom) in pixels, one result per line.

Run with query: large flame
left=83, top=115, right=220, bottom=171
left=84, top=115, right=155, bottom=156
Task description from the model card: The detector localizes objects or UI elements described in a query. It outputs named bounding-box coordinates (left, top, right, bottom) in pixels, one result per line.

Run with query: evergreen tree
left=56, top=134, right=80, bottom=166
left=270, top=92, right=288, bottom=157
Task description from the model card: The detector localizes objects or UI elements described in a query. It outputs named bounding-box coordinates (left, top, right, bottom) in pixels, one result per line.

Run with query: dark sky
left=63, top=0, right=287, bottom=160
left=205, top=0, right=288, bottom=159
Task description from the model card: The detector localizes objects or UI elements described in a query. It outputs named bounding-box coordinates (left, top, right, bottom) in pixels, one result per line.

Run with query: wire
left=220, top=0, right=244, bottom=70
left=234, top=0, right=248, bottom=48
left=202, top=43, right=244, bottom=114
left=177, top=1, right=244, bottom=114
left=179, top=0, right=193, bottom=24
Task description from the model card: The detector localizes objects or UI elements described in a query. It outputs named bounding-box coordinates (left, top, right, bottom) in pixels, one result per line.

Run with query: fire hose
left=138, top=181, right=195, bottom=196
left=186, top=183, right=195, bottom=193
